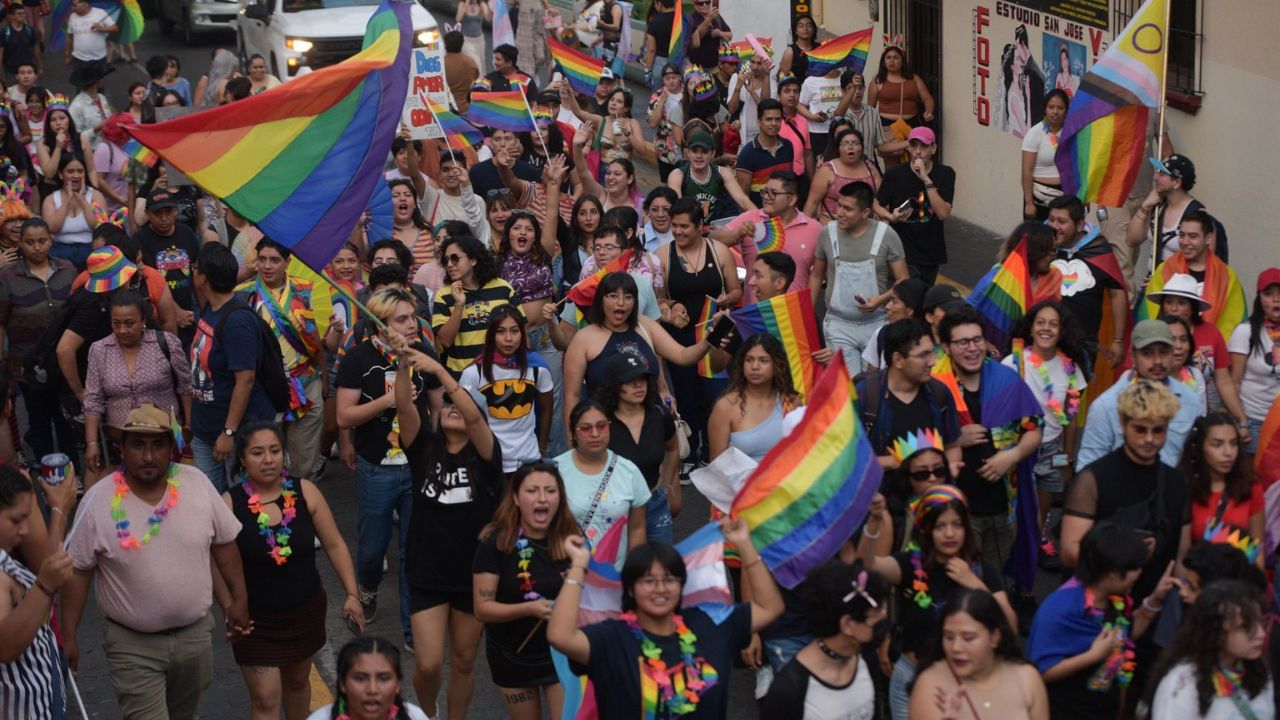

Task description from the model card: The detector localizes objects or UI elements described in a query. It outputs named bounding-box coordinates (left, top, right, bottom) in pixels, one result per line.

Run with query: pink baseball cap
left=907, top=127, right=936, bottom=145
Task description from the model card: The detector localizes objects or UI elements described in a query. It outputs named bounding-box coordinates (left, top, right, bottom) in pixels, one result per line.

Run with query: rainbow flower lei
left=111, top=465, right=181, bottom=550
left=515, top=528, right=541, bottom=600
left=1083, top=588, right=1136, bottom=690
left=621, top=611, right=719, bottom=719
left=1024, top=348, right=1083, bottom=427
left=240, top=471, right=298, bottom=565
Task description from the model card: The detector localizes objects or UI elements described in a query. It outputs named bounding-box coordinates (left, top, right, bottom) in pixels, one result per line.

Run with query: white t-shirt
left=306, top=703, right=430, bottom=720
left=727, top=73, right=779, bottom=145
left=799, top=75, right=844, bottom=134
left=1228, top=322, right=1280, bottom=421
left=1002, top=350, right=1087, bottom=444
left=1020, top=122, right=1061, bottom=181
left=68, top=7, right=110, bottom=61
left=555, top=449, right=650, bottom=567
left=1152, top=662, right=1274, bottom=720
left=459, top=361, right=553, bottom=472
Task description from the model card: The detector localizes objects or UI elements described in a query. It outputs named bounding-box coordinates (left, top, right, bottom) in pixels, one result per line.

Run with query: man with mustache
left=1076, top=319, right=1202, bottom=470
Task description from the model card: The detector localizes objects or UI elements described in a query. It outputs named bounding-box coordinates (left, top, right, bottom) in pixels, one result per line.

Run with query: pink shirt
left=778, top=112, right=810, bottom=176
left=83, top=331, right=192, bottom=428
left=726, top=209, right=823, bottom=302
left=69, top=464, right=240, bottom=632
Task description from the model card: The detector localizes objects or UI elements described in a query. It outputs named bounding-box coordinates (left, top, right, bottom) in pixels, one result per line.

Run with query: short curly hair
left=1116, top=379, right=1180, bottom=424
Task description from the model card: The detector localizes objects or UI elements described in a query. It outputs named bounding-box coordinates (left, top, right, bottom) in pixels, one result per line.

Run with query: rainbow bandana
left=908, top=484, right=967, bottom=529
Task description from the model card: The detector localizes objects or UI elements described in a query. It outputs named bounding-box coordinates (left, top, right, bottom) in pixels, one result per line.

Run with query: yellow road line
left=310, top=663, right=333, bottom=709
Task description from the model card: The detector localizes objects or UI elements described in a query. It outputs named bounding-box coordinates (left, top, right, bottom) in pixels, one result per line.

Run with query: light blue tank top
left=728, top=398, right=784, bottom=463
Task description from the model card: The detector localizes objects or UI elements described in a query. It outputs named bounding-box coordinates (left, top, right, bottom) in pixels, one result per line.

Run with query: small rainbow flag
left=694, top=297, right=726, bottom=379
left=124, top=0, right=412, bottom=270
left=730, top=37, right=772, bottom=63
left=668, top=0, right=687, bottom=67
left=1055, top=0, right=1167, bottom=206
left=548, top=37, right=606, bottom=97
left=755, top=215, right=786, bottom=253
left=466, top=90, right=536, bottom=134
left=732, top=356, right=883, bottom=589
left=804, top=26, right=872, bottom=76
left=425, top=98, right=483, bottom=148
left=731, top=290, right=822, bottom=396
left=122, top=138, right=158, bottom=168
left=567, top=249, right=633, bottom=308
left=965, top=237, right=1032, bottom=353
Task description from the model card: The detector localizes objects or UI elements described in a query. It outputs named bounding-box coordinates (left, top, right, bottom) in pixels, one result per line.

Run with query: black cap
left=923, top=284, right=964, bottom=313
left=604, top=353, right=653, bottom=383
left=146, top=188, right=179, bottom=210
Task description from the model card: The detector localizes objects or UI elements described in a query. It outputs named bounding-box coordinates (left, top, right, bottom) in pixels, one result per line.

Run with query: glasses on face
left=909, top=466, right=947, bottom=482
left=637, top=575, right=682, bottom=589
left=760, top=189, right=792, bottom=199
left=594, top=244, right=620, bottom=253
left=948, top=337, right=985, bottom=350
left=445, top=254, right=466, bottom=265
left=576, top=421, right=609, bottom=435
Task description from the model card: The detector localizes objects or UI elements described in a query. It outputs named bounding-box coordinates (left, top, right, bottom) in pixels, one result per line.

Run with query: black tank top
left=666, top=240, right=725, bottom=344
left=232, top=478, right=321, bottom=614
left=585, top=326, right=661, bottom=392
left=789, top=43, right=811, bottom=80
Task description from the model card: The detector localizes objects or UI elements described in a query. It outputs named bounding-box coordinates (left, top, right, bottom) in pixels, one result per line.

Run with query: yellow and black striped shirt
left=431, top=278, right=519, bottom=376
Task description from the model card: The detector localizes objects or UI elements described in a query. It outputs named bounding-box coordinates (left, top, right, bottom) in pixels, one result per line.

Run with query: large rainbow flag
left=732, top=356, right=882, bottom=589
left=466, top=90, right=536, bottom=133
left=803, top=26, right=872, bottom=76
left=124, top=0, right=412, bottom=270
left=731, top=290, right=822, bottom=396
left=52, top=0, right=149, bottom=55
left=567, top=249, right=634, bottom=308
left=668, top=0, right=687, bottom=68
left=1135, top=253, right=1247, bottom=340
left=547, top=37, right=605, bottom=97
left=1055, top=0, right=1167, bottom=206
left=966, top=238, right=1032, bottom=353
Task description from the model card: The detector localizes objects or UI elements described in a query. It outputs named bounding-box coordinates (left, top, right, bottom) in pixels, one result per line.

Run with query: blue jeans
left=764, top=633, right=814, bottom=672
left=529, top=324, right=567, bottom=457
left=49, top=242, right=92, bottom=271
left=191, top=436, right=234, bottom=493
left=356, top=457, right=414, bottom=642
left=889, top=654, right=917, bottom=720
left=646, top=487, right=673, bottom=545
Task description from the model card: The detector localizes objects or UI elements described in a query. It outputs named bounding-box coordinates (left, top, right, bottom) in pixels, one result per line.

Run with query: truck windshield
left=283, top=0, right=378, bottom=12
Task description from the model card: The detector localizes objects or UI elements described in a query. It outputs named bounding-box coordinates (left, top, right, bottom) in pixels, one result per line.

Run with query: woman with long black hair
left=1182, top=412, right=1264, bottom=567
left=306, top=637, right=429, bottom=720
left=1228, top=269, right=1280, bottom=470
left=431, top=234, right=518, bottom=377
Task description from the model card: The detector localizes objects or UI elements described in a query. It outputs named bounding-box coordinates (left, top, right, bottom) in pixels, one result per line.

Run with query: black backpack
left=854, top=368, right=955, bottom=452
left=212, top=299, right=292, bottom=414
left=22, top=291, right=107, bottom=393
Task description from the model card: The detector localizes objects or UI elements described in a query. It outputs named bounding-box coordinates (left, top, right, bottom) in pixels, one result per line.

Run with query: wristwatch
left=223, top=428, right=235, bottom=437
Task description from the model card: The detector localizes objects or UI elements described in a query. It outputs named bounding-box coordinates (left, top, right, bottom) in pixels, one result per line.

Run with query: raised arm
left=546, top=535, right=593, bottom=664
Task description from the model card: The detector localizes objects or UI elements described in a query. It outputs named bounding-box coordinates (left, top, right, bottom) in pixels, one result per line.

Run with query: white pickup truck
left=235, top=0, right=440, bottom=78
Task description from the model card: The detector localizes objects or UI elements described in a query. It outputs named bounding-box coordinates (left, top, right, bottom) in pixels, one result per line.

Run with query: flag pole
left=295, top=256, right=390, bottom=335
left=518, top=88, right=552, bottom=160
left=1149, top=0, right=1172, bottom=278
left=421, top=92, right=457, bottom=154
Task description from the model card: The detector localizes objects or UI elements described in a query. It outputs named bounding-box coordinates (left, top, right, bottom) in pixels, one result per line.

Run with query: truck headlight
left=285, top=38, right=313, bottom=52
left=416, top=30, right=438, bottom=46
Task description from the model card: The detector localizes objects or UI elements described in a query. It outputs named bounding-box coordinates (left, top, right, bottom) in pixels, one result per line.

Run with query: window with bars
left=1116, top=0, right=1205, bottom=110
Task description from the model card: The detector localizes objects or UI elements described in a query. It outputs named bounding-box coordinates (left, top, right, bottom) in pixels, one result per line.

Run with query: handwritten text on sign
left=402, top=46, right=448, bottom=140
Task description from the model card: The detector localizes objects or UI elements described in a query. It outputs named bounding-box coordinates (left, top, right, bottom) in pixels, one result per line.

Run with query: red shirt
left=1191, top=321, right=1229, bottom=375
left=1189, top=482, right=1264, bottom=540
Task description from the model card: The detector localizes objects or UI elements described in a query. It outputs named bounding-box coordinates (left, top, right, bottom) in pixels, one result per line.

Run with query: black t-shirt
left=64, top=292, right=110, bottom=382
left=875, top=163, right=956, bottom=266
left=879, top=390, right=943, bottom=456
left=472, top=532, right=570, bottom=657
left=335, top=339, right=441, bottom=465
left=607, top=406, right=675, bottom=490
left=1054, top=238, right=1123, bottom=338
left=954, top=386, right=1003, bottom=517
left=406, top=439, right=503, bottom=591
left=468, top=158, right=542, bottom=202
left=892, top=554, right=1004, bottom=656
left=578, top=604, right=753, bottom=720
left=1065, top=448, right=1188, bottom=600
left=137, top=223, right=201, bottom=313
left=0, top=24, right=37, bottom=72
left=760, top=581, right=809, bottom=641
left=645, top=11, right=674, bottom=60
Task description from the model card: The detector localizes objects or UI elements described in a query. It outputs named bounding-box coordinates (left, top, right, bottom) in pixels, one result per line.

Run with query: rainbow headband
left=94, top=205, right=130, bottom=229
left=685, top=65, right=717, bottom=102
left=908, top=484, right=967, bottom=529
left=46, top=94, right=69, bottom=114
left=890, top=428, right=944, bottom=465
left=1204, top=521, right=1262, bottom=564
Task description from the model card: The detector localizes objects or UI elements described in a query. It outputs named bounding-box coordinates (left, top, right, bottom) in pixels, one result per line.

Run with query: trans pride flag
left=1055, top=0, right=1167, bottom=206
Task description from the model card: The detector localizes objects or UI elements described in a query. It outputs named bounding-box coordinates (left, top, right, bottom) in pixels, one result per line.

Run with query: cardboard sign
left=402, top=45, right=448, bottom=140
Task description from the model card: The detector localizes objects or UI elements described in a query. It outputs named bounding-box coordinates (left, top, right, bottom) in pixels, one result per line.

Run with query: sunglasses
left=909, top=466, right=947, bottom=482
left=444, top=254, right=466, bottom=265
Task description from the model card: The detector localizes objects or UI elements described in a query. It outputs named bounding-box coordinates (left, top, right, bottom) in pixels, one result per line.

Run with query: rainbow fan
left=124, top=0, right=412, bottom=270
left=754, top=216, right=786, bottom=253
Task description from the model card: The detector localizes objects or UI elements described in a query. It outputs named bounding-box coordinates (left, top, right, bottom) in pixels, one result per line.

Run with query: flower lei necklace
left=1175, top=365, right=1199, bottom=394
left=111, top=465, right=181, bottom=550
left=1213, top=661, right=1247, bottom=698
left=1082, top=587, right=1136, bottom=690
left=1024, top=349, right=1083, bottom=426
left=905, top=541, right=977, bottom=611
left=621, top=611, right=719, bottom=719
left=240, top=470, right=298, bottom=566
left=515, top=528, right=541, bottom=600
left=334, top=697, right=399, bottom=720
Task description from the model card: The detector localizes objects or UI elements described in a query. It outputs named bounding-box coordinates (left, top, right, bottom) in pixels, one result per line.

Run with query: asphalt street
left=38, top=10, right=1008, bottom=717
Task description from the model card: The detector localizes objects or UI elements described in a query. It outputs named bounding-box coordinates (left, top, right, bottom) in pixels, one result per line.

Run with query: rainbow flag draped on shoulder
left=125, top=0, right=412, bottom=270
left=732, top=357, right=881, bottom=589
left=1054, top=0, right=1167, bottom=206
left=1135, top=253, right=1247, bottom=340
left=966, top=238, right=1031, bottom=353
left=730, top=290, right=822, bottom=397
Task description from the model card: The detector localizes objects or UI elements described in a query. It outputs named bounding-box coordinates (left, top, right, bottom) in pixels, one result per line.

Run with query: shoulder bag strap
left=827, top=220, right=839, bottom=256
left=870, top=220, right=889, bottom=256
left=579, top=454, right=620, bottom=533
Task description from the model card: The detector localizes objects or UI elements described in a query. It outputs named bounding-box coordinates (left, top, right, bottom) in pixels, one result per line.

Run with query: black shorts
left=486, top=634, right=557, bottom=688
left=408, top=585, right=473, bottom=615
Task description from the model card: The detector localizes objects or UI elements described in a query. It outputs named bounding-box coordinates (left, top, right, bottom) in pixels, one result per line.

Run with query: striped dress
left=0, top=550, right=64, bottom=719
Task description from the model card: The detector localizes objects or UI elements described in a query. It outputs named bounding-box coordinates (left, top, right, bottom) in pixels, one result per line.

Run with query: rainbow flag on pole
left=732, top=357, right=883, bottom=589
left=731, top=290, right=822, bottom=396
left=548, top=37, right=605, bottom=97
left=122, top=138, right=158, bottom=168
left=730, top=37, right=773, bottom=63
left=803, top=26, right=872, bottom=76
left=965, top=238, right=1032, bottom=352
left=425, top=98, right=483, bottom=148
left=567, top=249, right=633, bottom=307
left=466, top=91, right=536, bottom=133
left=124, top=0, right=411, bottom=270
left=668, top=0, right=687, bottom=67
left=1054, top=0, right=1167, bottom=206
left=694, top=297, right=726, bottom=379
